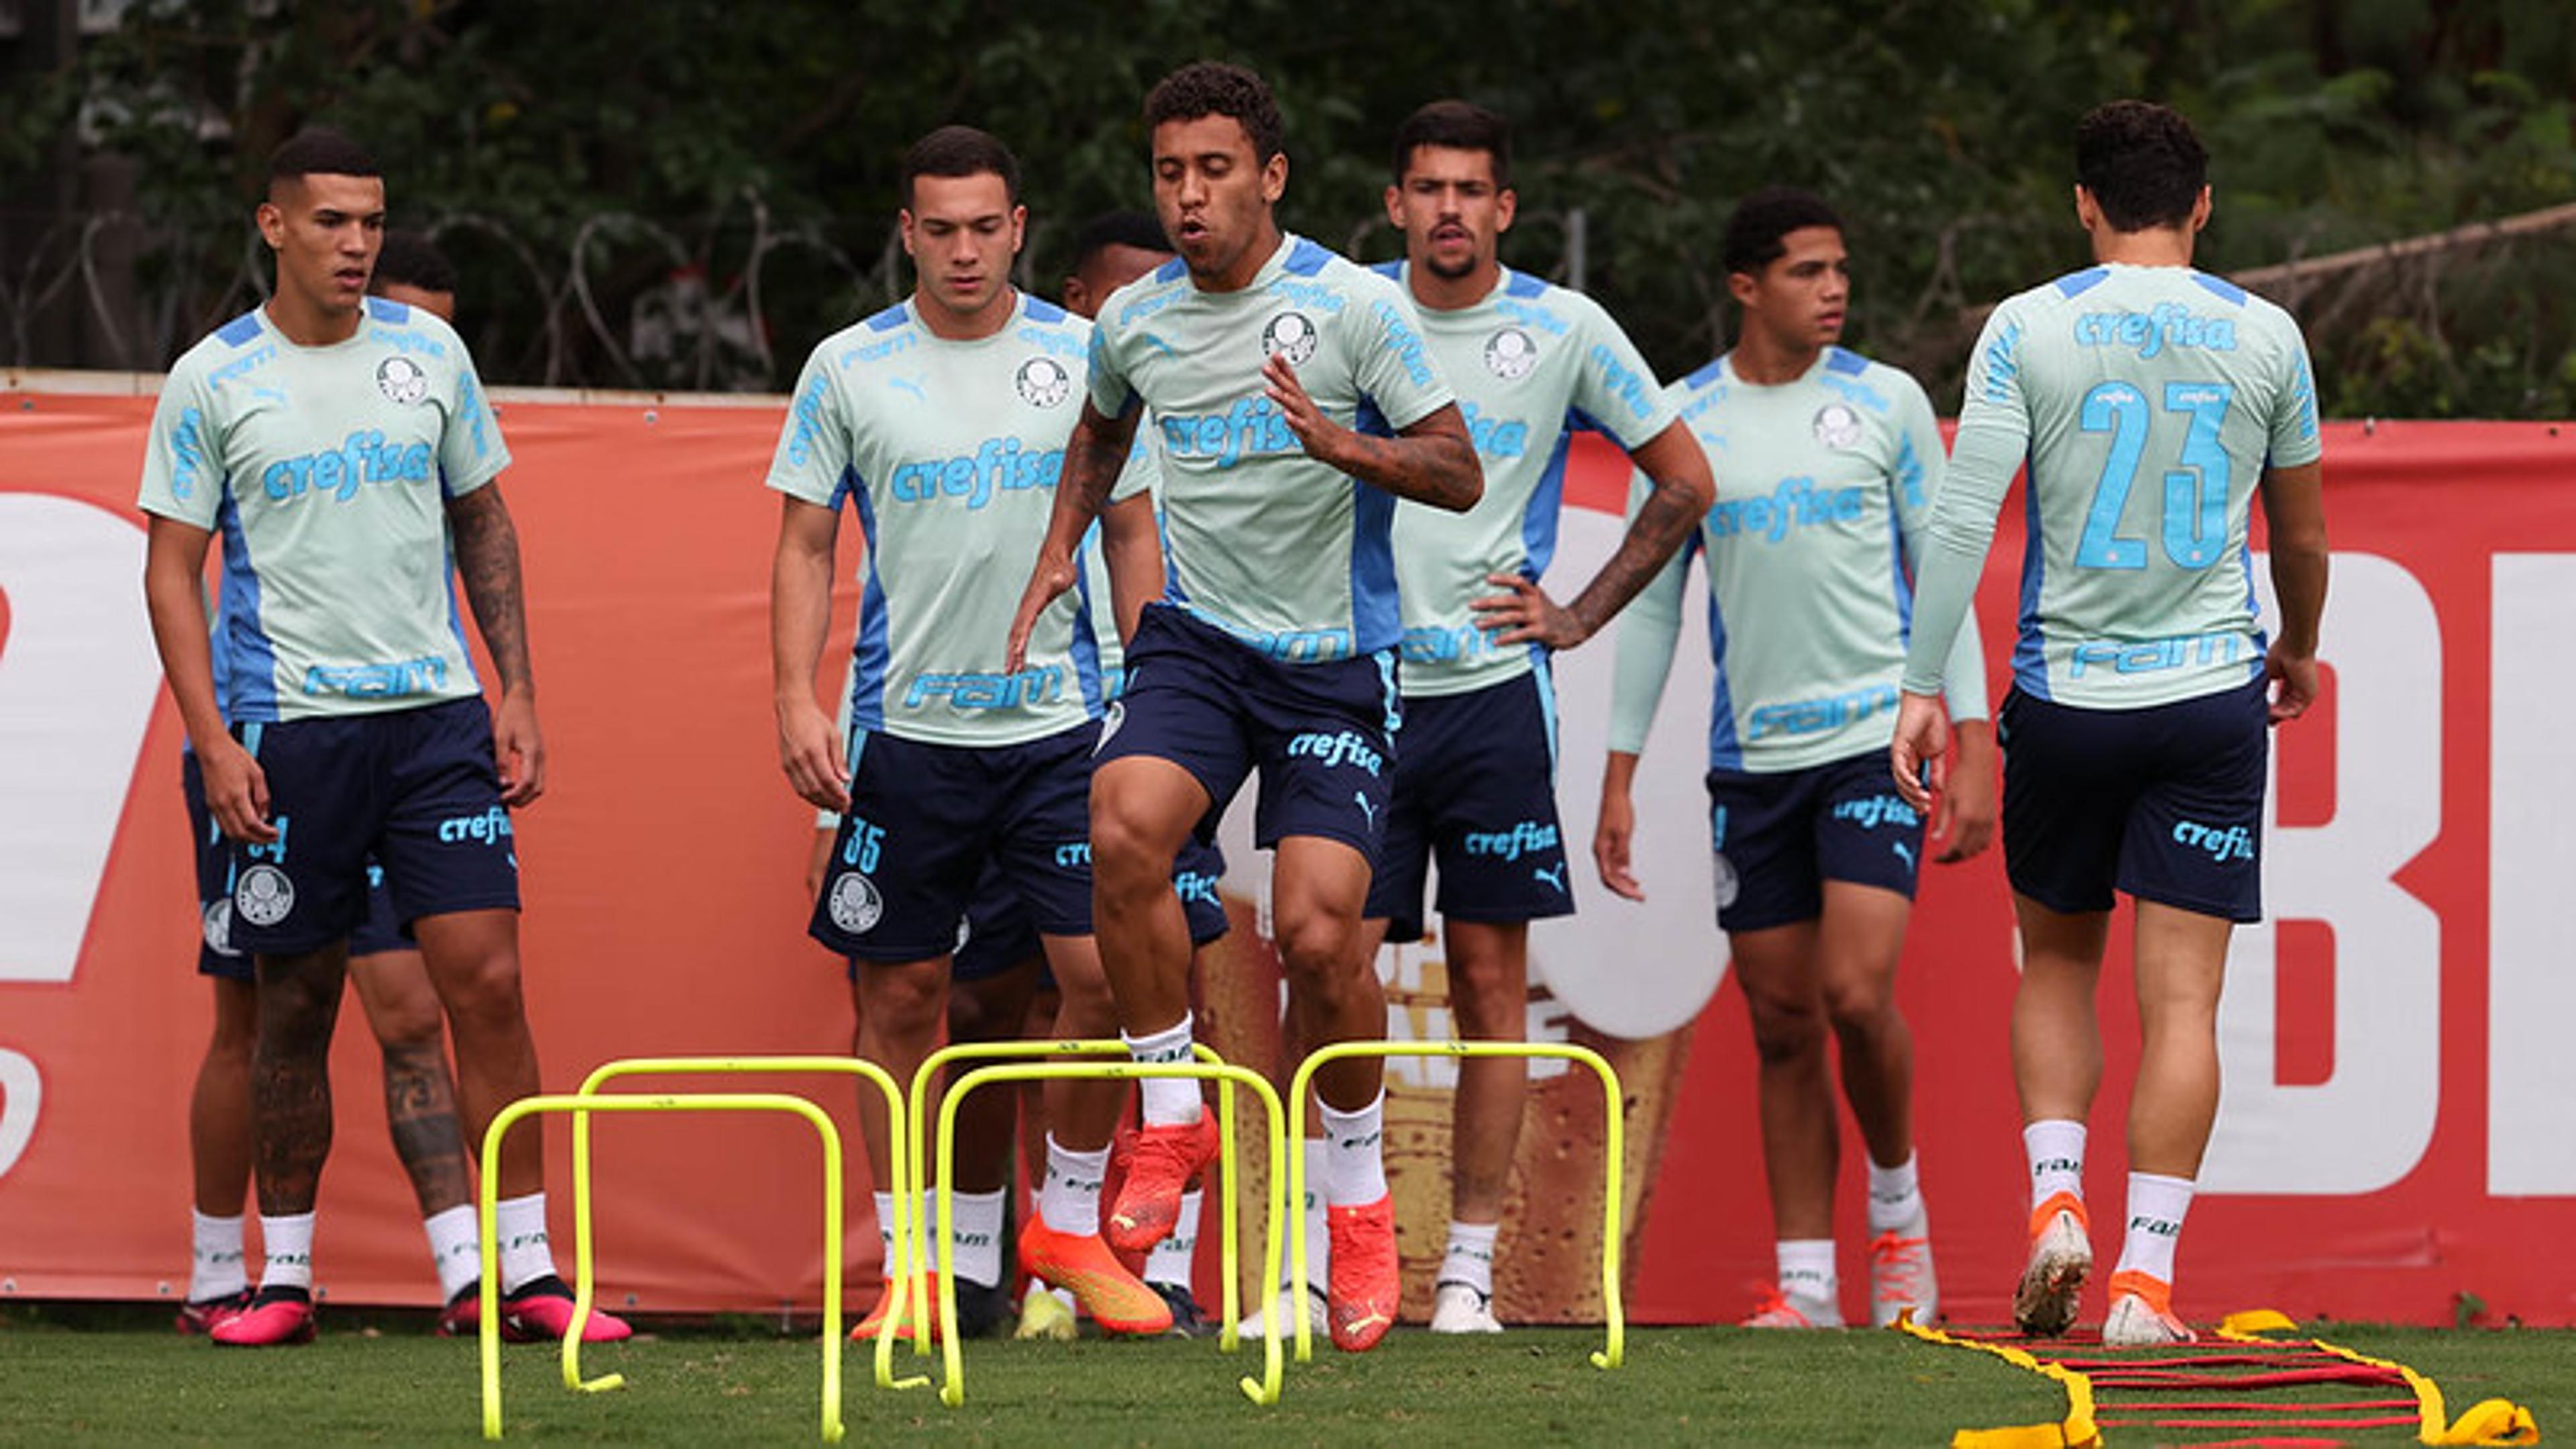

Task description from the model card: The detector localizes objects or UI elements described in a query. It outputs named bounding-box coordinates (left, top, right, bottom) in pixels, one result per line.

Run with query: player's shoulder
left=1099, top=256, right=1193, bottom=340
left=1006, top=290, right=1093, bottom=360
left=1821, top=346, right=1932, bottom=415
left=805, top=302, right=924, bottom=375
left=1511, top=271, right=1611, bottom=331
left=1012, top=290, right=1085, bottom=337
left=1668, top=354, right=1732, bottom=419
left=359, top=295, right=478, bottom=370
left=168, top=309, right=269, bottom=384
left=1288, top=236, right=1403, bottom=308
left=2182, top=270, right=2305, bottom=345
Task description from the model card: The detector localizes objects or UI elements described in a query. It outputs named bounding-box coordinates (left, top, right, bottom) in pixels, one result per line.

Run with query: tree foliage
left=3, top=0, right=2568, bottom=414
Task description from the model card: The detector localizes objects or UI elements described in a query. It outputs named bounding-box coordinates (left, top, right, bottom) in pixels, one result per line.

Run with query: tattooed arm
left=445, top=480, right=544, bottom=806
left=1262, top=353, right=1482, bottom=513
left=1007, top=400, right=1139, bottom=671
left=1474, top=418, right=1714, bottom=651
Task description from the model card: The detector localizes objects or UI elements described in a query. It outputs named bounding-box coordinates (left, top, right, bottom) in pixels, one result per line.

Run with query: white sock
left=1318, top=1093, right=1389, bottom=1208
left=190, top=1210, right=248, bottom=1302
left=2113, top=1173, right=2194, bottom=1284
left=875, top=1190, right=941, bottom=1281
left=1039, top=1136, right=1110, bottom=1238
left=1867, top=1152, right=1925, bottom=1234
left=258, top=1212, right=316, bottom=1293
left=950, top=1190, right=1006, bottom=1289
left=1287, top=1140, right=1330, bottom=1293
left=872, top=1191, right=899, bottom=1262
left=2023, top=1120, right=2088, bottom=1214
left=1776, top=1238, right=1837, bottom=1311
left=423, top=1204, right=481, bottom=1301
left=1146, top=1188, right=1202, bottom=1290
left=1124, top=1015, right=1201, bottom=1127
left=494, top=1192, right=557, bottom=1293
left=1440, top=1220, right=1499, bottom=1297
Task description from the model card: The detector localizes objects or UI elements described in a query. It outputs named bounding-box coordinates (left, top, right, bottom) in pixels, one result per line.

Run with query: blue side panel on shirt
left=1283, top=237, right=1333, bottom=277
left=1071, top=528, right=1106, bottom=717
left=1680, top=358, right=1726, bottom=393
left=364, top=296, right=409, bottom=323
left=1348, top=399, right=1401, bottom=657
left=1504, top=269, right=1547, bottom=300
left=1150, top=257, right=1187, bottom=284
left=1886, top=517, right=1915, bottom=633
left=1826, top=347, right=1869, bottom=377
left=1521, top=426, right=1574, bottom=580
left=1022, top=295, right=1068, bottom=324
left=849, top=484, right=892, bottom=731
left=2012, top=449, right=2051, bottom=699
left=1371, top=260, right=1401, bottom=281
left=214, top=489, right=280, bottom=720
left=442, top=538, right=482, bottom=690
left=2054, top=267, right=2110, bottom=299
left=863, top=304, right=909, bottom=333
left=215, top=311, right=264, bottom=347
left=1705, top=579, right=1741, bottom=770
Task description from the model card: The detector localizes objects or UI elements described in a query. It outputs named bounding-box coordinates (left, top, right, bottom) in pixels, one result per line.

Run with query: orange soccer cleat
left=1104, top=1113, right=1218, bottom=1256
left=1326, top=1195, right=1399, bottom=1352
left=2013, top=1191, right=2092, bottom=1337
left=1019, top=1213, right=1172, bottom=1337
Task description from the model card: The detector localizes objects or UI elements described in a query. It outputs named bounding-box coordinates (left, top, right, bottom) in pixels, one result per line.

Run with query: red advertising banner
left=1, top=377, right=2568, bottom=1328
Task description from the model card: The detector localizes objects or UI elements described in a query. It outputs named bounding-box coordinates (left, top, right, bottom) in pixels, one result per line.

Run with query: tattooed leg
left=351, top=949, right=471, bottom=1215
left=250, top=942, right=350, bottom=1216
left=412, top=908, right=545, bottom=1199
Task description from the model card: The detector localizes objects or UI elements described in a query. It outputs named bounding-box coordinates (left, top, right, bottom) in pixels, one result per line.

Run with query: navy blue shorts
left=222, top=698, right=520, bottom=956
left=814, top=722, right=1097, bottom=963
left=184, top=753, right=411, bottom=979
left=1364, top=670, right=1573, bottom=941
left=1706, top=749, right=1926, bottom=934
left=1998, top=679, right=2267, bottom=922
left=949, top=837, right=1230, bottom=985
left=1096, top=604, right=1399, bottom=859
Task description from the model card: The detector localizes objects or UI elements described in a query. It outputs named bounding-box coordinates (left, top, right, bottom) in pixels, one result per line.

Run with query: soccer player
left=768, top=128, right=1172, bottom=1338
left=138, top=130, right=625, bottom=1346
left=1363, top=100, right=1713, bottom=1336
left=174, top=229, right=494, bottom=1341
left=1888, top=101, right=2327, bottom=1346
left=1599, top=187, right=1996, bottom=1330
left=1008, top=60, right=1484, bottom=1354
left=798, top=211, right=1224, bottom=1341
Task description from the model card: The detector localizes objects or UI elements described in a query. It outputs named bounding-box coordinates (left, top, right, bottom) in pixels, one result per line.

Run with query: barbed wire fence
left=7, top=191, right=2571, bottom=414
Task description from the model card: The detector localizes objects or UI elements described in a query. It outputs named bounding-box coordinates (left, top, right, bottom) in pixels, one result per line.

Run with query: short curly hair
left=1721, top=187, right=1843, bottom=278
left=2076, top=101, right=2207, bottom=233
left=1143, top=61, right=1285, bottom=166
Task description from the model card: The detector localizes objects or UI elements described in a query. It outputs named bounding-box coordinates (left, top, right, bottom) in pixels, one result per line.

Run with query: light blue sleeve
left=766, top=350, right=854, bottom=507
left=1350, top=284, right=1454, bottom=431
left=1570, top=300, right=1679, bottom=449
left=136, top=360, right=225, bottom=529
left=2267, top=319, right=2324, bottom=470
left=1083, top=322, right=1138, bottom=421
left=1888, top=378, right=1989, bottom=722
left=437, top=338, right=509, bottom=498
left=1607, top=468, right=1693, bottom=755
left=1900, top=303, right=2030, bottom=696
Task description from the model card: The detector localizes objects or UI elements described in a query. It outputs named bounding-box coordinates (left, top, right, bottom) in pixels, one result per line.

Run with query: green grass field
left=1, top=1303, right=2563, bottom=1446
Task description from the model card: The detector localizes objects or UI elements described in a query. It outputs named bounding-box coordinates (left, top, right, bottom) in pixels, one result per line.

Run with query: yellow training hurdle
left=1286, top=1040, right=1627, bottom=1370
left=572, top=1056, right=921, bottom=1393
left=900, top=1038, right=1240, bottom=1357
left=476, top=1091, right=847, bottom=1442
left=930, top=1060, right=1289, bottom=1408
